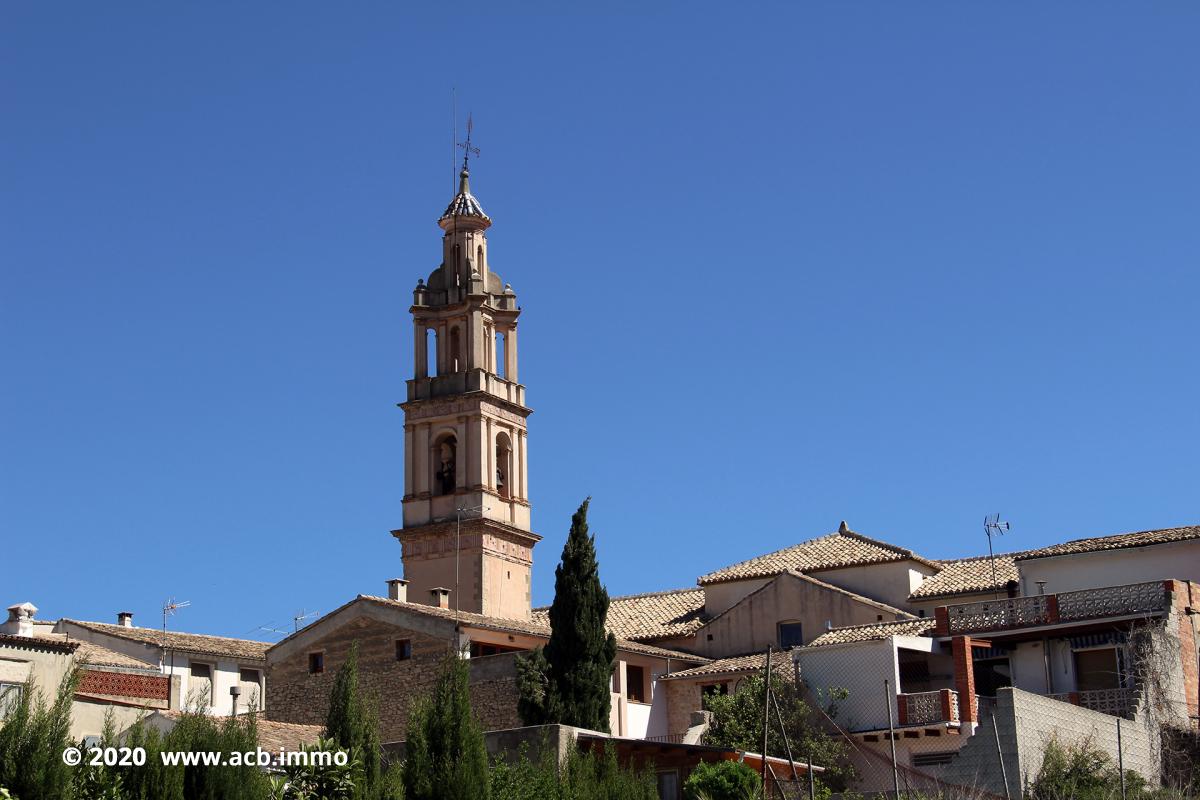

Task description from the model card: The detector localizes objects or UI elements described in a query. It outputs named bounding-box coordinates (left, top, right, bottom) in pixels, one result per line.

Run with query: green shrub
left=683, top=760, right=760, bottom=800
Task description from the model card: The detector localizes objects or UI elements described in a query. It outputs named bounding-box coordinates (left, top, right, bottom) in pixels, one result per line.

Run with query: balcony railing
left=1046, top=688, right=1135, bottom=718
left=897, top=690, right=959, bottom=726
left=943, top=581, right=1167, bottom=635
left=946, top=595, right=1049, bottom=633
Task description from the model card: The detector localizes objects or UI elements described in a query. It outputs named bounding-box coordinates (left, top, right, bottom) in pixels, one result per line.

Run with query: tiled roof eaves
left=805, top=619, right=937, bottom=648
left=1015, top=525, right=1200, bottom=561
left=63, top=620, right=269, bottom=662
left=356, top=596, right=708, bottom=663
left=697, top=530, right=937, bottom=586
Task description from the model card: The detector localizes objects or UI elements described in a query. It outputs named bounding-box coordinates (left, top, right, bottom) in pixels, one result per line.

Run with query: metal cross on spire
left=457, top=114, right=480, bottom=172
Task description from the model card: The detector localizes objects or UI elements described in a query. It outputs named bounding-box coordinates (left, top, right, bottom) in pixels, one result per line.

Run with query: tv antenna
left=161, top=597, right=190, bottom=678
left=253, top=623, right=290, bottom=638
left=983, top=514, right=1011, bottom=598
left=293, top=609, right=318, bottom=632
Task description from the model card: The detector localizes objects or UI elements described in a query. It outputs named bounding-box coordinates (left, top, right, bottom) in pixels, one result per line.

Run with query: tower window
left=476, top=245, right=484, bottom=272
left=495, top=432, right=512, bottom=499
left=433, top=434, right=458, bottom=496
left=495, top=330, right=506, bottom=379
left=308, top=652, right=324, bottom=674
left=449, top=327, right=462, bottom=373
left=426, top=328, right=437, bottom=378
left=395, top=639, right=412, bottom=661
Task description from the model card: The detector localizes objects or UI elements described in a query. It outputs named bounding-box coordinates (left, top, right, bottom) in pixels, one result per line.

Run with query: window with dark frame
left=778, top=621, right=804, bottom=649
left=308, top=652, right=324, bottom=674
left=625, top=664, right=647, bottom=703
left=396, top=639, right=412, bottom=661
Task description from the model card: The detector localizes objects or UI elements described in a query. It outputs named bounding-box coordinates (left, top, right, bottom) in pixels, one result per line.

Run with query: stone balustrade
left=939, top=581, right=1168, bottom=635
left=897, top=689, right=959, bottom=726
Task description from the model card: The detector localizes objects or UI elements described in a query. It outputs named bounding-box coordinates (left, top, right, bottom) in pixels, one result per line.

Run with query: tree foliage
left=519, top=498, right=617, bottom=732
left=682, top=760, right=761, bottom=800
left=490, top=741, right=656, bottom=800
left=703, top=673, right=852, bottom=791
left=1028, top=738, right=1151, bottom=800
left=324, top=642, right=395, bottom=800
left=0, top=667, right=81, bottom=800
left=403, top=653, right=490, bottom=800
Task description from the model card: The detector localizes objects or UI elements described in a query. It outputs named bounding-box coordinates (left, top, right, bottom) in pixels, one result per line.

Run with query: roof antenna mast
left=983, top=514, right=1011, bottom=598
left=162, top=597, right=190, bottom=683
left=458, top=113, right=480, bottom=172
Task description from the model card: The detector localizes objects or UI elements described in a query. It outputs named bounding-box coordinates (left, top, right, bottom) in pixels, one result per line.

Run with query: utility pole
left=761, top=647, right=773, bottom=785
left=884, top=679, right=901, bottom=800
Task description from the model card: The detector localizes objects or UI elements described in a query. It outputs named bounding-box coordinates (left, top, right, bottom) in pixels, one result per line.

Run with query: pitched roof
left=660, top=650, right=791, bottom=681
left=62, top=620, right=269, bottom=662
left=908, top=553, right=1024, bottom=600
left=38, top=632, right=158, bottom=670
left=532, top=588, right=708, bottom=642
left=1016, top=525, right=1200, bottom=561
left=698, top=528, right=936, bottom=586
left=805, top=619, right=937, bottom=648
left=356, top=596, right=709, bottom=663
left=157, top=712, right=323, bottom=753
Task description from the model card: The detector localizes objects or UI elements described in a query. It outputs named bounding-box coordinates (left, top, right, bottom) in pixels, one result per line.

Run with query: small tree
left=1028, top=738, right=1148, bottom=800
left=324, top=642, right=388, bottom=800
left=683, top=760, right=761, bottom=800
left=704, top=672, right=852, bottom=791
left=0, top=666, right=81, bottom=800
left=519, top=498, right=617, bottom=732
left=404, top=652, right=490, bottom=800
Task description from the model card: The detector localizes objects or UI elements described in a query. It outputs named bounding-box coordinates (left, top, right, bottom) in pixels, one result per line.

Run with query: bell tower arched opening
left=432, top=433, right=457, bottom=496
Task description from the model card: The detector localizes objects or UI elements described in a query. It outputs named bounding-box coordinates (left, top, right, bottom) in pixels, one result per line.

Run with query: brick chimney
left=117, top=612, right=134, bottom=627
left=386, top=579, right=408, bottom=603
left=430, top=588, right=451, bottom=610
left=3, top=602, right=37, bottom=638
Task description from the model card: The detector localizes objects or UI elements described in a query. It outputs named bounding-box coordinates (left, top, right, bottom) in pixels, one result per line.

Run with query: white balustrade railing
left=946, top=595, right=1049, bottom=633
left=944, top=581, right=1166, bottom=634
left=1057, top=582, right=1166, bottom=621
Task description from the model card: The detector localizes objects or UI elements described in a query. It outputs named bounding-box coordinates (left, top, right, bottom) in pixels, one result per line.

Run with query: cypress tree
left=403, top=652, right=490, bottom=800
left=324, top=642, right=385, bottom=800
left=543, top=497, right=618, bottom=732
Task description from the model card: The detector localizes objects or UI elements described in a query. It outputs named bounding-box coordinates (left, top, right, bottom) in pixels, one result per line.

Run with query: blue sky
left=3, top=3, right=1197, bottom=640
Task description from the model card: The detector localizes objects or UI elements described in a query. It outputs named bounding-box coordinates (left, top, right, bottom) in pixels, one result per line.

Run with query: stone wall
left=938, top=687, right=1160, bottom=797
left=267, top=614, right=520, bottom=743
left=664, top=679, right=702, bottom=738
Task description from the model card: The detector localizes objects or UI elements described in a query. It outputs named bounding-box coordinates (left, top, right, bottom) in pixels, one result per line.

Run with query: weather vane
left=457, top=114, right=480, bottom=171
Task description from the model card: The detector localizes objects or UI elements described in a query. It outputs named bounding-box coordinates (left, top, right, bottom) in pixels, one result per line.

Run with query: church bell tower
left=392, top=155, right=539, bottom=621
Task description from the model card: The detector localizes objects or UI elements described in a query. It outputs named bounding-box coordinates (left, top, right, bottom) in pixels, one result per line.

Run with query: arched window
left=476, top=245, right=484, bottom=272
left=449, top=327, right=462, bottom=373
left=495, top=432, right=513, bottom=499
left=432, top=434, right=457, bottom=496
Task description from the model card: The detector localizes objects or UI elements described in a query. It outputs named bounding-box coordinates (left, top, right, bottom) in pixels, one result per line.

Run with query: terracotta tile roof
left=356, top=596, right=709, bottom=663
left=1016, top=525, right=1200, bottom=561
left=698, top=528, right=936, bottom=586
left=660, top=650, right=791, bottom=681
left=158, top=711, right=323, bottom=752
left=805, top=619, right=937, bottom=648
left=532, top=588, right=707, bottom=642
left=908, top=554, right=1024, bottom=600
left=62, top=620, right=269, bottom=662
left=36, top=632, right=158, bottom=670
left=253, top=718, right=324, bottom=752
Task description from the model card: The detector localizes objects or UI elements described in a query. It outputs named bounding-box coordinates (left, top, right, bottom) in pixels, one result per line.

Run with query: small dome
left=439, top=169, right=490, bottom=225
